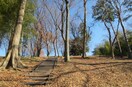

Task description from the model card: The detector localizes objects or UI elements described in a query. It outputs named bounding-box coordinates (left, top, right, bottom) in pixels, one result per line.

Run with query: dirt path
left=25, top=58, right=57, bottom=86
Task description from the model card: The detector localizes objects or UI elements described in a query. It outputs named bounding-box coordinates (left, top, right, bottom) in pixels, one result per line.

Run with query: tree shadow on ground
left=70, top=61, right=132, bottom=66
left=54, top=60, right=132, bottom=87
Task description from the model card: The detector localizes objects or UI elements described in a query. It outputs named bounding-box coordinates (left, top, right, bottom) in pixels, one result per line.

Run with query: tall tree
left=33, top=22, right=43, bottom=57
left=0, top=0, right=36, bottom=57
left=103, top=21, right=115, bottom=59
left=42, top=0, right=62, bottom=57
left=0, top=0, right=27, bottom=69
left=93, top=0, right=115, bottom=58
left=111, top=0, right=132, bottom=58
left=82, top=0, right=87, bottom=58
left=64, top=0, right=70, bottom=62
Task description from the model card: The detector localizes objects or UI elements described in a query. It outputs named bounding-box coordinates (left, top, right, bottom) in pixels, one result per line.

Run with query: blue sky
left=0, top=47, right=6, bottom=56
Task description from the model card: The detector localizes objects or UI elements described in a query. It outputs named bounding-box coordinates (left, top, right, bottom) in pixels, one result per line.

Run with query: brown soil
left=0, top=57, right=132, bottom=87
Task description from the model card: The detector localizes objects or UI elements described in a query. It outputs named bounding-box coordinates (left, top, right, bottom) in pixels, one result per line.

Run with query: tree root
left=17, top=61, right=28, bottom=68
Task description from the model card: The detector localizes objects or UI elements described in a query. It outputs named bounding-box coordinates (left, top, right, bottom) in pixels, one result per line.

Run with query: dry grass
left=0, top=57, right=132, bottom=87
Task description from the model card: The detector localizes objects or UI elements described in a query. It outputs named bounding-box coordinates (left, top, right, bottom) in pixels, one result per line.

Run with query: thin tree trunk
left=47, top=50, right=50, bottom=57
left=46, top=43, right=50, bottom=57
left=53, top=42, right=57, bottom=56
left=6, top=31, right=14, bottom=57
left=64, top=0, right=70, bottom=62
left=36, top=42, right=42, bottom=57
left=55, top=28, right=60, bottom=56
left=0, top=0, right=27, bottom=69
left=104, top=21, right=115, bottom=59
left=36, top=34, right=42, bottom=57
left=82, top=0, right=87, bottom=58
left=56, top=42, right=60, bottom=56
left=36, top=48, right=41, bottom=57
left=61, top=8, right=66, bottom=57
left=61, top=9, right=65, bottom=41
left=109, top=21, right=123, bottom=57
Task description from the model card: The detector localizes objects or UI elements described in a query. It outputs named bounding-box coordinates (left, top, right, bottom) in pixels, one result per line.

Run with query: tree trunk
left=61, top=8, right=66, bottom=57
left=104, top=21, right=115, bottom=59
left=82, top=0, right=87, bottom=58
left=36, top=35, right=42, bottom=57
left=55, top=28, right=60, bottom=56
left=46, top=43, right=50, bottom=57
left=47, top=50, right=50, bottom=57
left=36, top=47, right=41, bottom=57
left=109, top=21, right=123, bottom=57
left=53, top=42, right=57, bottom=56
left=0, top=0, right=27, bottom=69
left=18, top=32, right=23, bottom=56
left=56, top=42, right=60, bottom=56
left=64, top=0, right=70, bottom=62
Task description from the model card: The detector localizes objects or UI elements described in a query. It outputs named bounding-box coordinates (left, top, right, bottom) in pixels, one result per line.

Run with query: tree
left=122, top=0, right=132, bottom=21
left=33, top=22, right=43, bottom=57
left=93, top=30, right=132, bottom=57
left=54, top=0, right=66, bottom=56
left=0, top=0, right=36, bottom=57
left=93, top=0, right=115, bottom=59
left=109, top=20, right=123, bottom=57
left=20, top=0, right=36, bottom=57
left=70, top=22, right=90, bottom=56
left=93, top=41, right=111, bottom=56
left=104, top=21, right=115, bottom=58
left=42, top=0, right=63, bottom=56
left=0, top=0, right=21, bottom=48
left=111, top=0, right=132, bottom=58
left=0, top=0, right=27, bottom=69
left=70, top=37, right=85, bottom=56
left=82, top=0, right=87, bottom=58
left=64, top=0, right=70, bottom=62
left=114, top=30, right=132, bottom=56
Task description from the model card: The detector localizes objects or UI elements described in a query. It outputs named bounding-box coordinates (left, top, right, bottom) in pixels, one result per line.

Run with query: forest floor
left=0, top=56, right=132, bottom=87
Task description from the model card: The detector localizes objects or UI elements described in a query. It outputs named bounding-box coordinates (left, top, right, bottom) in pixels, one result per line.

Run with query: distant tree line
left=93, top=30, right=132, bottom=57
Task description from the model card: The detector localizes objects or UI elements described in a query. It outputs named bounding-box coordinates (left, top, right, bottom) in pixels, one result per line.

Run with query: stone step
left=35, top=69, right=52, bottom=71
left=25, top=58, right=57, bottom=86
left=27, top=73, right=49, bottom=77
left=38, top=64, right=54, bottom=67
left=31, top=76, right=54, bottom=81
left=26, top=81, right=51, bottom=86
left=35, top=67, right=53, bottom=70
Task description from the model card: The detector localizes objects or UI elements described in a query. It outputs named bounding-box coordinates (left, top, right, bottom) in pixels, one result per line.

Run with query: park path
left=25, top=57, right=57, bottom=86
